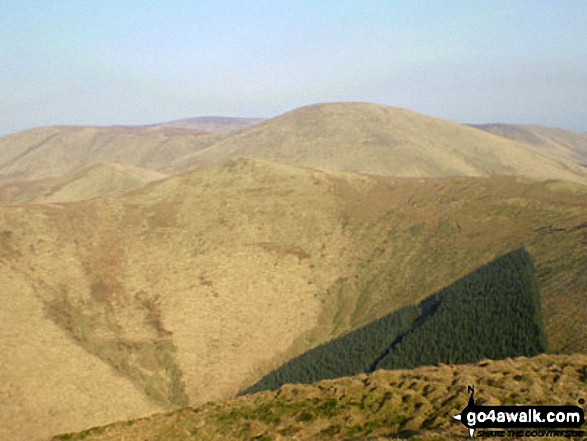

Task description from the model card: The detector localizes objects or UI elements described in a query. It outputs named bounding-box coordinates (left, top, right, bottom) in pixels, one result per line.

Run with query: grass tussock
left=52, top=353, right=587, bottom=441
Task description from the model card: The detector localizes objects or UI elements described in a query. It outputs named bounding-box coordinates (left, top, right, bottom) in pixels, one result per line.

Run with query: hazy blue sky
left=1, top=0, right=586, bottom=135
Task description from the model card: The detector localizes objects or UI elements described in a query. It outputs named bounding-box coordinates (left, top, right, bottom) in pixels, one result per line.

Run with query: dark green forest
left=242, top=247, right=547, bottom=395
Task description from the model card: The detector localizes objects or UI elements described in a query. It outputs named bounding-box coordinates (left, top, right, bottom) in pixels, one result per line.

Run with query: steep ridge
left=168, top=103, right=587, bottom=183
left=52, top=353, right=587, bottom=441
left=0, top=159, right=585, bottom=439
left=472, top=123, right=587, bottom=166
left=0, top=162, right=167, bottom=204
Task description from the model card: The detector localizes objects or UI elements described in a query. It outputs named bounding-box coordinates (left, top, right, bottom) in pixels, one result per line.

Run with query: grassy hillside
left=52, top=353, right=587, bottom=441
left=0, top=265, right=163, bottom=441
left=0, top=125, right=228, bottom=180
left=170, top=103, right=587, bottom=183
left=473, top=123, right=587, bottom=166
left=0, top=159, right=585, bottom=439
left=0, top=163, right=167, bottom=204
left=1, top=103, right=585, bottom=183
left=243, top=248, right=547, bottom=394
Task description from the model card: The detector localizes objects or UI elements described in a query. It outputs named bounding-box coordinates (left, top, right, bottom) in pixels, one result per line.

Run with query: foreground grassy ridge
left=52, top=353, right=587, bottom=441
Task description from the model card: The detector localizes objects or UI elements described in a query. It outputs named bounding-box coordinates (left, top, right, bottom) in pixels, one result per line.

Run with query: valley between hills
left=0, top=103, right=585, bottom=440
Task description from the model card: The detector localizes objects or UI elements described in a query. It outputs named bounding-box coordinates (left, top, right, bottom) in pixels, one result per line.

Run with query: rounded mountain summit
left=177, top=102, right=587, bottom=182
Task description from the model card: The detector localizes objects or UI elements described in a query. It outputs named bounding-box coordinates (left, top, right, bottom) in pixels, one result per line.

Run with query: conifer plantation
left=243, top=247, right=546, bottom=394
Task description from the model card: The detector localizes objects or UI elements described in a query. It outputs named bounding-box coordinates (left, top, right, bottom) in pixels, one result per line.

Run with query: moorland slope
left=169, top=103, right=587, bottom=182
left=0, top=158, right=585, bottom=439
left=1, top=103, right=585, bottom=184
left=0, top=162, right=166, bottom=205
left=473, top=123, right=587, bottom=166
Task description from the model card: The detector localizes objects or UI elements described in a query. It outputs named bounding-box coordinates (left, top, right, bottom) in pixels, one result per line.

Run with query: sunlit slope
left=171, top=103, right=587, bottom=182
left=1, top=104, right=585, bottom=184
left=0, top=163, right=167, bottom=204
left=0, top=125, right=227, bottom=180
left=52, top=353, right=587, bottom=441
left=0, top=158, right=350, bottom=410
left=473, top=123, right=587, bottom=166
left=0, top=159, right=585, bottom=438
left=0, top=266, right=163, bottom=441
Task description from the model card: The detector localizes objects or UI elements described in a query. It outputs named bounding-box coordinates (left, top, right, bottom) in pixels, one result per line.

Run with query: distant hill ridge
left=153, top=116, right=265, bottom=131
left=0, top=102, right=585, bottom=183
left=472, top=123, right=587, bottom=166
left=166, top=102, right=587, bottom=182
left=0, top=162, right=167, bottom=204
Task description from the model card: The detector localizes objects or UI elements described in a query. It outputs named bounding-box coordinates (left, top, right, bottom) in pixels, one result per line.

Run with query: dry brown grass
left=473, top=123, right=587, bottom=166
left=0, top=158, right=585, bottom=440
left=1, top=103, right=585, bottom=185
left=0, top=163, right=167, bottom=205
left=169, top=103, right=587, bottom=183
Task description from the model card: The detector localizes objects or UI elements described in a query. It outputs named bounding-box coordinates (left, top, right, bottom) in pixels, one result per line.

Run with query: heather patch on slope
left=46, top=285, right=188, bottom=407
left=243, top=248, right=546, bottom=394
left=52, top=354, right=587, bottom=441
